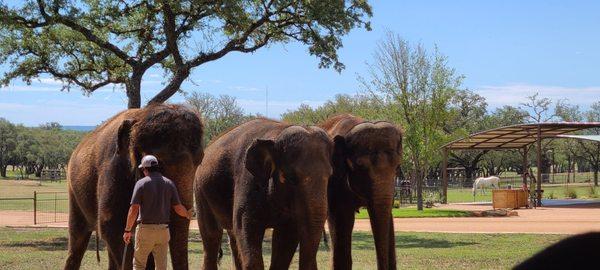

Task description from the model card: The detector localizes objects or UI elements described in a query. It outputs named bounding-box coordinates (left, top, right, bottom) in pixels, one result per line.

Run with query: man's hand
left=123, top=231, right=132, bottom=244
left=173, top=204, right=192, bottom=220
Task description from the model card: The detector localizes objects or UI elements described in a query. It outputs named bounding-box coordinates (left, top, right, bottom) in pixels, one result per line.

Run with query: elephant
left=320, top=114, right=403, bottom=270
left=64, top=104, right=204, bottom=270
left=194, top=118, right=338, bottom=270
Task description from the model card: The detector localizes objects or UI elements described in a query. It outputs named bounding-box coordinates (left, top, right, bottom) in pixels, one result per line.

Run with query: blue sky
left=2, top=0, right=600, bottom=126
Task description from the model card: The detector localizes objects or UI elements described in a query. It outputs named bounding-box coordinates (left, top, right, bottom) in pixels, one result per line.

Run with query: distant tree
left=445, top=90, right=489, bottom=181
left=0, top=118, right=17, bottom=177
left=361, top=33, right=461, bottom=210
left=521, top=93, right=556, bottom=123
left=282, top=93, right=387, bottom=125
left=184, top=91, right=249, bottom=145
left=1, top=0, right=371, bottom=108
left=39, top=122, right=62, bottom=130
left=561, top=101, right=600, bottom=186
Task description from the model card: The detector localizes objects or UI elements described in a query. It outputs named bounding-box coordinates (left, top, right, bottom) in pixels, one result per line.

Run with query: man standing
left=123, top=155, right=191, bottom=270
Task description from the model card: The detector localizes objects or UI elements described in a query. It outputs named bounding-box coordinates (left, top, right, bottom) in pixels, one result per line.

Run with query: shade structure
left=443, top=122, right=600, bottom=150
left=440, top=122, right=600, bottom=206
left=555, top=134, right=600, bottom=143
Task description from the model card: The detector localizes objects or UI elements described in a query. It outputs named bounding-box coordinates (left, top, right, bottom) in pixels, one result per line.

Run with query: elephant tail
left=95, top=230, right=100, bottom=263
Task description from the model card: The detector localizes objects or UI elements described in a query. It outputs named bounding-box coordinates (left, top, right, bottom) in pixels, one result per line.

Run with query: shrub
left=587, top=186, right=598, bottom=198
left=545, top=191, right=556, bottom=200
left=564, top=187, right=578, bottom=199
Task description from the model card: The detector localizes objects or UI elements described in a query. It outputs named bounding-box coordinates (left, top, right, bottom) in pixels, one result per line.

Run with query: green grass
left=0, top=227, right=566, bottom=270
left=0, top=180, right=68, bottom=212
left=447, top=185, right=600, bottom=203
left=356, top=207, right=472, bottom=219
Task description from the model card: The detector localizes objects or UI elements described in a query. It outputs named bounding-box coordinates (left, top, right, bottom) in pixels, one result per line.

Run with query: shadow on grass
left=351, top=233, right=476, bottom=250
left=1, top=236, right=106, bottom=251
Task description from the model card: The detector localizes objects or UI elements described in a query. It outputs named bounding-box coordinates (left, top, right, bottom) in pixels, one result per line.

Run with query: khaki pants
left=133, top=224, right=170, bottom=270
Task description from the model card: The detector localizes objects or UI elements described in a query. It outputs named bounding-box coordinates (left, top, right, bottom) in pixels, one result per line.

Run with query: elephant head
left=117, top=104, right=204, bottom=270
left=336, top=121, right=403, bottom=269
left=245, top=125, right=336, bottom=267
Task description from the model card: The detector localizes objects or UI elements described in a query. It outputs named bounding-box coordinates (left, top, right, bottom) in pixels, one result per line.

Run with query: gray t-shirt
left=130, top=172, right=181, bottom=224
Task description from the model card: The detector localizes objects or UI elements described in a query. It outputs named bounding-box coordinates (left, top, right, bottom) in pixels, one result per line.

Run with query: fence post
left=33, top=191, right=37, bottom=225
left=54, top=192, right=57, bottom=222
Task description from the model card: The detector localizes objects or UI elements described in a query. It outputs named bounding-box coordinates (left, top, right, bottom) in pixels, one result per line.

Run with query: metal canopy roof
left=556, top=134, right=600, bottom=143
left=443, top=122, right=600, bottom=150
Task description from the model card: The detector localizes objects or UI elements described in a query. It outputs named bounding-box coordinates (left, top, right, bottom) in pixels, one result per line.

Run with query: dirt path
left=3, top=203, right=600, bottom=234
left=351, top=203, right=600, bottom=234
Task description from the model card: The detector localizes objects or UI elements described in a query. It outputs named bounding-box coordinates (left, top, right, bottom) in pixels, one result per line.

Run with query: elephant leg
left=100, top=220, right=128, bottom=270
left=269, top=222, right=299, bottom=270
left=233, top=213, right=266, bottom=270
left=197, top=202, right=223, bottom=270
left=64, top=199, right=92, bottom=270
left=327, top=204, right=355, bottom=270
left=227, top=231, right=243, bottom=270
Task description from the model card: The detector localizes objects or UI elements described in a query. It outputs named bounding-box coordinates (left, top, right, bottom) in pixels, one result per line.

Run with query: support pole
left=522, top=146, right=528, bottom=187
left=536, top=125, right=543, bottom=207
left=442, top=147, right=448, bottom=204
left=33, top=191, right=37, bottom=225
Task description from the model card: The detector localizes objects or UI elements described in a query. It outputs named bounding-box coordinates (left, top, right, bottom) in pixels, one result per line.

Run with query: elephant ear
left=245, top=139, right=276, bottom=180
left=332, top=135, right=348, bottom=177
left=116, top=119, right=136, bottom=155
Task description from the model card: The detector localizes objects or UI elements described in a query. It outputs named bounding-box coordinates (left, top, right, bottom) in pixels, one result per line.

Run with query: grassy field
left=0, top=227, right=565, bottom=269
left=1, top=179, right=598, bottom=214
left=448, top=184, right=599, bottom=203
left=356, top=208, right=471, bottom=219
left=0, top=180, right=68, bottom=212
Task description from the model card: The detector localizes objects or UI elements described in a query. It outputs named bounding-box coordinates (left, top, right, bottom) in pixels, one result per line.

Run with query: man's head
left=139, top=155, right=160, bottom=175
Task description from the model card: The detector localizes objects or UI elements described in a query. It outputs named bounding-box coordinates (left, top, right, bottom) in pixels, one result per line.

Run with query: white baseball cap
left=138, top=155, right=159, bottom=168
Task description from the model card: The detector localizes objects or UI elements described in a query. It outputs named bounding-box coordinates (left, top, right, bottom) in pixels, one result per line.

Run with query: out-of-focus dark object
left=514, top=232, right=600, bottom=270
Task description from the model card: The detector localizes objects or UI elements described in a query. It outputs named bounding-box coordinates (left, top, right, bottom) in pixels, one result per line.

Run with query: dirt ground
left=2, top=202, right=600, bottom=234
left=351, top=202, right=600, bottom=234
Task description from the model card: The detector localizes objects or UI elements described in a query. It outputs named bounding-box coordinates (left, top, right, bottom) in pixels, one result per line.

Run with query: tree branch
left=34, top=0, right=136, bottom=66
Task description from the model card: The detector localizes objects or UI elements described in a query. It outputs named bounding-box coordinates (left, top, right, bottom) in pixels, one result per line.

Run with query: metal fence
left=0, top=191, right=68, bottom=225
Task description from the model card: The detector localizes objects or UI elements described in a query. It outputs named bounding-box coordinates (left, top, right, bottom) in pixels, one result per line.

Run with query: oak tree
left=1, top=0, right=371, bottom=108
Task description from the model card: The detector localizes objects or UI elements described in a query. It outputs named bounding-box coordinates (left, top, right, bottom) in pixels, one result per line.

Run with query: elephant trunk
left=297, top=193, right=328, bottom=270
left=367, top=194, right=397, bottom=270
left=168, top=217, right=190, bottom=270
left=167, top=168, right=194, bottom=270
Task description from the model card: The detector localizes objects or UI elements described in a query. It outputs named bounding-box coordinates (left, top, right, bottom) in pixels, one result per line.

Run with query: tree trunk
left=594, top=169, right=598, bottom=187
left=126, top=77, right=142, bottom=109
left=415, top=169, right=423, bottom=211
left=0, top=164, right=7, bottom=178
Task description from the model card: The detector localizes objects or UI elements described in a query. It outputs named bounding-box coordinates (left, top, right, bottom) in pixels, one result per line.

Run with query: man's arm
left=172, top=204, right=191, bottom=219
left=169, top=181, right=191, bottom=219
left=123, top=204, right=139, bottom=244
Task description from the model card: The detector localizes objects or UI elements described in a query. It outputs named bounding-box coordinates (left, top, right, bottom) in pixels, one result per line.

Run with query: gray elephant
left=64, top=104, right=204, bottom=270
left=194, top=118, right=339, bottom=269
left=321, top=114, right=403, bottom=270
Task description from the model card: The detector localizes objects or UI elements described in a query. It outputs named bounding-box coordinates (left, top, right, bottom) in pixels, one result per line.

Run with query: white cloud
left=475, top=84, right=600, bottom=109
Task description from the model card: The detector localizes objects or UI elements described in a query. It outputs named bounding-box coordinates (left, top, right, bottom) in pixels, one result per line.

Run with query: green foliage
left=0, top=0, right=371, bottom=107
left=563, top=187, right=578, bottom=199
left=587, top=185, right=598, bottom=198
left=0, top=119, right=85, bottom=179
left=545, top=191, right=556, bottom=199
left=184, top=91, right=252, bottom=145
